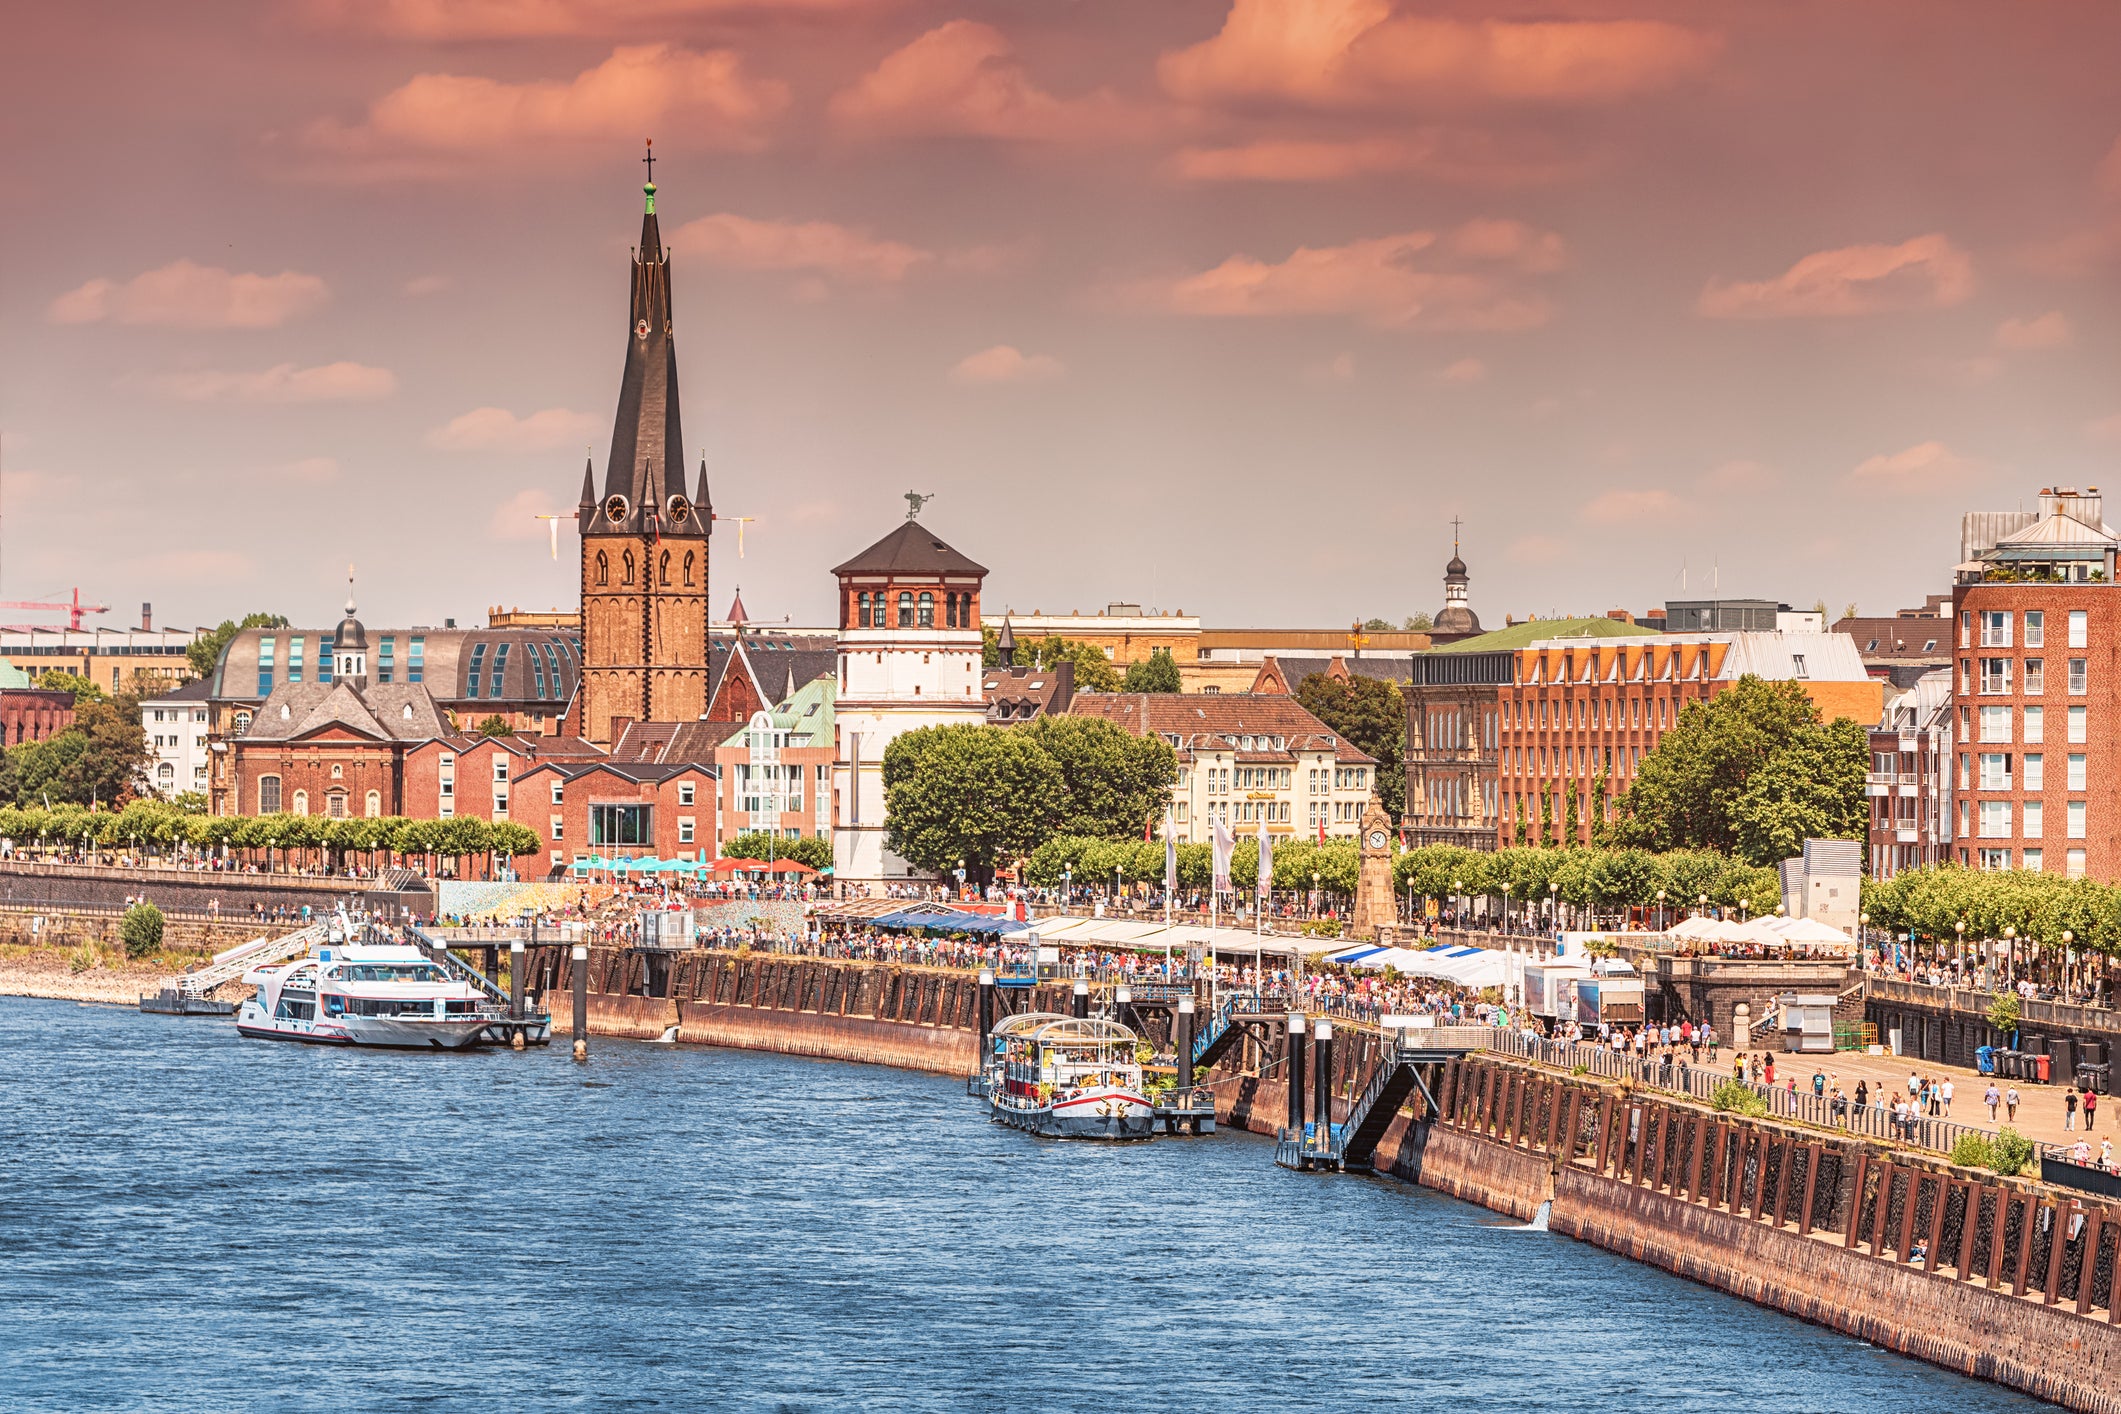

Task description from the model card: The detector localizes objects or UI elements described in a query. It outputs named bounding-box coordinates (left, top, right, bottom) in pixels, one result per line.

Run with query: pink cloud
left=1697, top=234, right=1972, bottom=319
left=1846, top=440, right=1979, bottom=490
left=829, top=20, right=1142, bottom=144
left=143, top=362, right=398, bottom=403
left=302, top=0, right=874, bottom=39
left=1994, top=311, right=2072, bottom=351
left=426, top=406, right=600, bottom=452
left=49, top=259, right=328, bottom=329
left=303, top=44, right=787, bottom=177
left=491, top=486, right=562, bottom=541
left=278, top=456, right=341, bottom=484
left=1437, top=357, right=1486, bottom=384
left=668, top=213, right=931, bottom=284
left=1168, top=131, right=1586, bottom=186
left=1153, top=220, right=1564, bottom=330
left=1580, top=488, right=1677, bottom=525
left=948, top=345, right=1064, bottom=384
left=1159, top=0, right=1717, bottom=110
left=2101, top=134, right=2121, bottom=197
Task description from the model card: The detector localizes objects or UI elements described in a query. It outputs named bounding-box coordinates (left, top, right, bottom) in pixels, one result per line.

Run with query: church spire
left=596, top=139, right=684, bottom=533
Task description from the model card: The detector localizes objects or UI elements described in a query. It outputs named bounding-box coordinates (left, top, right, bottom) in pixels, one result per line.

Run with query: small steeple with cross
left=642, top=138, right=656, bottom=213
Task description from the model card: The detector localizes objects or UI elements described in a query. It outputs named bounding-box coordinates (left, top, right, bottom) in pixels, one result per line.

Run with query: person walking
left=1940, top=1077, right=1954, bottom=1117
left=1855, top=1078, right=1869, bottom=1111
left=1986, top=1081, right=2002, bottom=1119
left=2066, top=1088, right=2079, bottom=1131
left=2086, top=1088, right=2098, bottom=1131
left=2006, top=1084, right=2020, bottom=1123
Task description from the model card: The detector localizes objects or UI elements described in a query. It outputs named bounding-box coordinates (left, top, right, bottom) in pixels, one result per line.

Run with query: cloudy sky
left=5, top=0, right=2120, bottom=634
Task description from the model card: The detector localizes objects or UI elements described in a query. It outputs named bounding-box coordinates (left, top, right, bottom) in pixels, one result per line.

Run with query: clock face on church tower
left=1367, top=830, right=1388, bottom=850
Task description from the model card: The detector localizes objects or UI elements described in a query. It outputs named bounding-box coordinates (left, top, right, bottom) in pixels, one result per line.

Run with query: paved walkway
left=1761, top=1046, right=2104, bottom=1150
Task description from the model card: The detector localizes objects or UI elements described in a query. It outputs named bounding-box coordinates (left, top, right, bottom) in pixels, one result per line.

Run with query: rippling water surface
left=0, top=998, right=2059, bottom=1412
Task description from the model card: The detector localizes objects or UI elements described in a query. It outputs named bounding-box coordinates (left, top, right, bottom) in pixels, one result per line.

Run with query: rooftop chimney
left=140, top=602, right=152, bottom=631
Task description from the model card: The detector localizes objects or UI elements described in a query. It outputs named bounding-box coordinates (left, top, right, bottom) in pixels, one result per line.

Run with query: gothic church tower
left=577, top=151, right=712, bottom=744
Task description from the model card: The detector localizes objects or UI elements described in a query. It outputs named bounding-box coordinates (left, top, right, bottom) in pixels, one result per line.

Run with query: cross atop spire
left=1450, top=515, right=1462, bottom=555
left=642, top=138, right=656, bottom=211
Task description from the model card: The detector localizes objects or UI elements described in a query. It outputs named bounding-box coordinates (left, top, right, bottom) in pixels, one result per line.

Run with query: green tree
left=1019, top=715, right=1175, bottom=838
left=37, top=670, right=103, bottom=702
left=475, top=715, right=514, bottom=737
left=1294, top=671, right=1405, bottom=819
left=1609, top=676, right=1865, bottom=865
left=6, top=692, right=150, bottom=808
left=1403, top=612, right=1433, bottom=631
left=1363, top=617, right=1395, bottom=631
left=1119, top=647, right=1182, bottom=693
left=721, top=831, right=833, bottom=871
left=120, top=901, right=164, bottom=959
left=187, top=612, right=289, bottom=679
left=884, top=724, right=1064, bottom=885
left=987, top=632, right=1121, bottom=693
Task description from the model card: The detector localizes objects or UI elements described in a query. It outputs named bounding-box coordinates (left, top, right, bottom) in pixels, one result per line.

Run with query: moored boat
left=237, top=938, right=510, bottom=1049
left=980, top=1013, right=1155, bottom=1140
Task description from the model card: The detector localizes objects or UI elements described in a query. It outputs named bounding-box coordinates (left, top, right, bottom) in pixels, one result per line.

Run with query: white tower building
left=830, top=507, right=989, bottom=890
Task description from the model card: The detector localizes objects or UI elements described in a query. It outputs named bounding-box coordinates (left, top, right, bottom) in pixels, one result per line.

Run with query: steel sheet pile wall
left=1413, top=1055, right=2121, bottom=1414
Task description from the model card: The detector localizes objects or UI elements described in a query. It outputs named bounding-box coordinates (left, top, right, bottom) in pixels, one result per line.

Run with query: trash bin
left=2052, top=1038, right=2076, bottom=1079
left=2026, top=1033, right=2049, bottom=1056
left=1977, top=1045, right=1995, bottom=1075
left=2034, top=1053, right=2051, bottom=1084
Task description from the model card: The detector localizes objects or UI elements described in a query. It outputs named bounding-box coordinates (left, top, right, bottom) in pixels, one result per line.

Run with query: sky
left=5, top=0, right=2120, bottom=635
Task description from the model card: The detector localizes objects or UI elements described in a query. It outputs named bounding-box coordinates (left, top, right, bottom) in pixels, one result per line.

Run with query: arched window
left=292, top=789, right=309, bottom=817
left=365, top=789, right=382, bottom=818
left=594, top=551, right=609, bottom=586
left=944, top=593, right=958, bottom=629
left=873, top=596, right=888, bottom=628
left=897, top=592, right=914, bottom=627
left=682, top=551, right=695, bottom=587
left=659, top=550, right=671, bottom=586
left=918, top=592, right=934, bottom=628
left=621, top=550, right=635, bottom=585
left=257, top=775, right=281, bottom=813
left=326, top=791, right=347, bottom=820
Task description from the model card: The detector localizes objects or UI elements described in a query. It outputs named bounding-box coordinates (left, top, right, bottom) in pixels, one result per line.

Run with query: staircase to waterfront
left=176, top=924, right=324, bottom=998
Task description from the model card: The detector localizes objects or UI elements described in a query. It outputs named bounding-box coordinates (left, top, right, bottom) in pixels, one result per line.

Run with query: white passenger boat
left=237, top=939, right=508, bottom=1049
left=981, top=1013, right=1156, bottom=1140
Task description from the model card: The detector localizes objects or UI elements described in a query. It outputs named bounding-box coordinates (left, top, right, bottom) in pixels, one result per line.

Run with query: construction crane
left=0, top=587, right=110, bottom=632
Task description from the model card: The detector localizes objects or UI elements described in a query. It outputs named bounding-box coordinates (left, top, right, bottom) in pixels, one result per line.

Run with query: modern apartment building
left=1951, top=487, right=2119, bottom=877
left=1866, top=669, right=1952, bottom=878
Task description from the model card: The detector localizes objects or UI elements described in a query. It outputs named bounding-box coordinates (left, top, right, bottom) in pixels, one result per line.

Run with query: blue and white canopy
left=1324, top=941, right=1508, bottom=989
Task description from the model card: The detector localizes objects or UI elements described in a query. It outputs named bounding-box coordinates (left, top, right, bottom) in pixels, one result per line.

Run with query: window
left=1978, top=848, right=2011, bottom=872
left=490, top=642, right=509, bottom=698
left=2025, top=659, right=2045, bottom=695
left=492, top=790, right=508, bottom=819
left=590, top=804, right=651, bottom=845
left=679, top=782, right=695, bottom=806
left=1978, top=753, right=2010, bottom=790
left=659, top=549, right=671, bottom=586
left=1959, top=610, right=1972, bottom=649
left=467, top=644, right=486, bottom=697
left=318, top=637, right=335, bottom=684
left=327, top=792, right=347, bottom=819
left=1979, top=800, right=2011, bottom=837
left=2069, top=753, right=2087, bottom=791
left=683, top=551, right=695, bottom=587
left=1790, top=653, right=1808, bottom=679
left=551, top=779, right=565, bottom=805
left=1979, top=658, right=2011, bottom=694
left=918, top=592, right=934, bottom=628
left=1959, top=660, right=1971, bottom=695
left=2069, top=800, right=2087, bottom=839
left=2024, top=800, right=2044, bottom=836
left=287, top=636, right=304, bottom=684
left=857, top=592, right=870, bottom=627
left=1979, top=706, right=2012, bottom=743
left=258, top=775, right=281, bottom=813
left=622, top=549, right=635, bottom=585
left=1980, top=610, right=2012, bottom=647
left=2070, top=610, right=2089, bottom=648
left=2068, top=848, right=2088, bottom=878
left=377, top=635, right=395, bottom=684
left=2069, top=705, right=2088, bottom=743
left=2024, top=848, right=2044, bottom=872
left=551, top=815, right=564, bottom=841
left=2025, top=705, right=2045, bottom=743
left=257, top=637, right=276, bottom=695
left=2026, top=611, right=2045, bottom=648
left=2025, top=753, right=2044, bottom=791
left=493, top=757, right=509, bottom=782
left=897, top=592, right=914, bottom=628
left=678, top=818, right=695, bottom=844
left=408, top=636, right=424, bottom=684
left=2071, top=659, right=2088, bottom=695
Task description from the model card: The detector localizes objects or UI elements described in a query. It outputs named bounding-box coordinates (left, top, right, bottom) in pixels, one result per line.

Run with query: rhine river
left=0, top=997, right=2060, bottom=1412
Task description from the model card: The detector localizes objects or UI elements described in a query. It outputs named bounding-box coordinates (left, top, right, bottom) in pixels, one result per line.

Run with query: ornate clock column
left=1350, top=796, right=1398, bottom=942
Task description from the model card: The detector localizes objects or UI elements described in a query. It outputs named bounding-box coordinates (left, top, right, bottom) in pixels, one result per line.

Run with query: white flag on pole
left=1211, top=816, right=1234, bottom=894
left=1255, top=813, right=1272, bottom=913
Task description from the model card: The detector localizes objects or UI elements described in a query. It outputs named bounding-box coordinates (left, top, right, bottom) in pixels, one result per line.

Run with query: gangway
left=1192, top=992, right=1292, bottom=1072
left=1276, top=1025, right=1492, bottom=1172
left=173, top=924, right=326, bottom=999
left=410, top=925, right=510, bottom=1005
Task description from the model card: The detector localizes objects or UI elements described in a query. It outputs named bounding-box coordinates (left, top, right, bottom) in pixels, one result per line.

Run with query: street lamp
left=1656, top=887, right=1667, bottom=933
left=1311, top=870, right=1321, bottom=920
left=1501, top=880, right=1512, bottom=935
left=1698, top=891, right=1708, bottom=918
left=1063, top=864, right=1072, bottom=907
left=2003, top=924, right=2017, bottom=987
left=2064, top=929, right=2077, bottom=1000
left=1858, top=911, right=1870, bottom=971
left=1452, top=878, right=1462, bottom=930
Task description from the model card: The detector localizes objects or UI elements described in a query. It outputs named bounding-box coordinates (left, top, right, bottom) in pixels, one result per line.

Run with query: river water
left=0, top=997, right=2058, bottom=1412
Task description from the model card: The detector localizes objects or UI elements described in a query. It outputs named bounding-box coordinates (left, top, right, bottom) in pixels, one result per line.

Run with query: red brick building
left=1951, top=487, right=2121, bottom=878
left=0, top=683, right=74, bottom=746
left=515, top=759, right=718, bottom=875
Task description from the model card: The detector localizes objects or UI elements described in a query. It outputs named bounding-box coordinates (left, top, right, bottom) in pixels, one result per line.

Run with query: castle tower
left=577, top=147, right=712, bottom=744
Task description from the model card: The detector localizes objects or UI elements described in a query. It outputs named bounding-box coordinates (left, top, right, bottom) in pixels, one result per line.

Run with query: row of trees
left=719, top=831, right=833, bottom=872
left=0, top=801, right=540, bottom=875
left=1862, top=866, right=2121, bottom=955
left=1020, top=835, right=1783, bottom=914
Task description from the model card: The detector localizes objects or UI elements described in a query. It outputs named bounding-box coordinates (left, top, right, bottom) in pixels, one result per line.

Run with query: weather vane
left=904, top=491, right=935, bottom=520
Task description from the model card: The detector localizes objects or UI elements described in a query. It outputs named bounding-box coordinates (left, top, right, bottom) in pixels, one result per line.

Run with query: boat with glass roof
left=237, top=939, right=511, bottom=1049
left=980, top=1012, right=1156, bottom=1140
